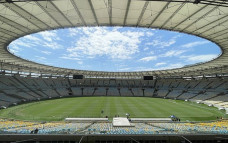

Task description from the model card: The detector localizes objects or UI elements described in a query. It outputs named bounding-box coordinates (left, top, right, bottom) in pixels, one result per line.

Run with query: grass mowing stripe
left=111, top=97, right=117, bottom=116
left=59, top=97, right=93, bottom=119
left=118, top=97, right=136, bottom=117
left=77, top=97, right=100, bottom=117
left=146, top=98, right=172, bottom=117
left=136, top=97, right=170, bottom=116
left=104, top=97, right=111, bottom=117
left=99, top=97, right=107, bottom=117
left=114, top=97, right=125, bottom=117
left=127, top=97, right=153, bottom=117
left=119, top=97, right=140, bottom=116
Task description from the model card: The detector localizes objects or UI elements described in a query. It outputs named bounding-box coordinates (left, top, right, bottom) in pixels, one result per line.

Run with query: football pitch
left=0, top=97, right=226, bottom=121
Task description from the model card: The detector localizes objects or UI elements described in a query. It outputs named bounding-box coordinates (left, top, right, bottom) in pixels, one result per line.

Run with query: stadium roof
left=0, top=0, right=228, bottom=78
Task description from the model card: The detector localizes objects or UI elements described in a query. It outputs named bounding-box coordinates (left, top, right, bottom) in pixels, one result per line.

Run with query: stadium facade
left=0, top=0, right=228, bottom=142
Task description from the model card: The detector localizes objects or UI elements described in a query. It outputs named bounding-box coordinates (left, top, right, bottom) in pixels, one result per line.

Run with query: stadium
left=0, top=0, right=228, bottom=142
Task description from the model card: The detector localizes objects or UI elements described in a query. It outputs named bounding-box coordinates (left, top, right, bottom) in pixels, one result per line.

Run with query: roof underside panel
left=73, top=0, right=96, bottom=26
left=36, top=1, right=73, bottom=27
left=0, top=0, right=227, bottom=78
left=17, top=1, right=60, bottom=28
left=0, top=4, right=37, bottom=32
left=92, top=0, right=109, bottom=25
left=140, top=1, right=167, bottom=27
left=53, top=0, right=83, bottom=26
left=152, top=2, right=185, bottom=28
left=112, top=0, right=127, bottom=25
left=175, top=5, right=213, bottom=32
left=4, top=3, right=49, bottom=30
left=125, top=0, right=145, bottom=26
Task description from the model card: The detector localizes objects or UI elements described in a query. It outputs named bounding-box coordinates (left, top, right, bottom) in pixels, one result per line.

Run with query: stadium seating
left=166, top=90, right=183, bottom=98
left=0, top=75, right=227, bottom=136
left=83, top=87, right=95, bottom=96
left=93, top=88, right=106, bottom=96
left=144, top=88, right=154, bottom=97
left=132, top=88, right=144, bottom=96
left=0, top=75, right=228, bottom=112
left=120, top=88, right=132, bottom=96
left=0, top=118, right=227, bottom=135
left=107, top=88, right=120, bottom=96
left=156, top=89, right=169, bottom=97
left=190, top=91, right=218, bottom=102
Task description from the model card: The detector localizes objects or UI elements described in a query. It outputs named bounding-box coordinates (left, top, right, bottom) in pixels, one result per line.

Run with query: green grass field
left=0, top=97, right=226, bottom=121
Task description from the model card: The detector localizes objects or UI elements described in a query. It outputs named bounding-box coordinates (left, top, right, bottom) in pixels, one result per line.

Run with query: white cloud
left=9, top=35, right=42, bottom=54
left=9, top=45, right=21, bottom=54
left=118, top=67, right=131, bottom=71
left=149, top=51, right=154, bottom=55
left=60, top=52, right=82, bottom=61
left=182, top=54, right=218, bottom=62
left=43, top=41, right=62, bottom=50
left=146, top=36, right=177, bottom=49
left=155, top=62, right=166, bottom=66
left=68, top=28, right=80, bottom=37
left=143, top=47, right=149, bottom=51
left=39, top=30, right=59, bottom=42
left=31, top=31, right=62, bottom=50
left=77, top=61, right=83, bottom=65
left=35, top=56, right=46, bottom=61
left=9, top=40, right=31, bottom=53
left=181, top=41, right=209, bottom=48
left=11, top=30, right=62, bottom=51
left=11, top=40, right=34, bottom=48
left=41, top=51, right=52, bottom=55
left=139, top=56, right=157, bottom=62
left=134, top=67, right=154, bottom=71
left=160, top=50, right=187, bottom=57
left=163, top=63, right=184, bottom=69
left=43, top=62, right=53, bottom=66
left=64, top=27, right=144, bottom=60
left=24, top=35, right=41, bottom=42
left=60, top=55, right=81, bottom=61
left=135, top=63, right=184, bottom=71
left=154, top=63, right=184, bottom=70
left=146, top=32, right=154, bottom=37
left=9, top=49, right=19, bottom=54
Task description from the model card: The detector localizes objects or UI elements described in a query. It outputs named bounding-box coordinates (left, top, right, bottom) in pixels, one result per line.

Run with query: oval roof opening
left=9, top=27, right=221, bottom=72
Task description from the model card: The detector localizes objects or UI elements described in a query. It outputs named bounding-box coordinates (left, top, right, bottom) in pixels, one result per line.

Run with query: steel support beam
left=0, top=15, right=30, bottom=33
left=181, top=6, right=219, bottom=32
left=4, top=3, right=50, bottom=29
left=108, top=0, right=112, bottom=25
left=123, top=0, right=131, bottom=26
left=136, top=1, right=149, bottom=26
left=171, top=5, right=208, bottom=30
left=88, top=0, right=99, bottom=26
left=160, top=2, right=185, bottom=29
left=70, top=0, right=87, bottom=26
left=148, top=1, right=170, bottom=28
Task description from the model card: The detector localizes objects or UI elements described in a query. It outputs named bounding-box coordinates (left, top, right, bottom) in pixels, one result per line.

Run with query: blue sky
left=9, top=27, right=221, bottom=72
